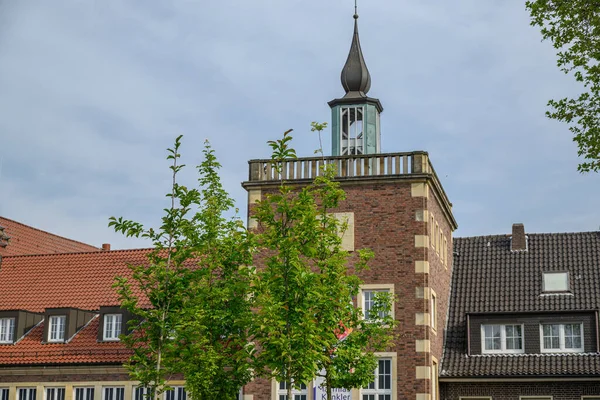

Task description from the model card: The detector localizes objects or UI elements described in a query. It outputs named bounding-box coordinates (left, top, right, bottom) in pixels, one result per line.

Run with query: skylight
left=543, top=272, right=569, bottom=292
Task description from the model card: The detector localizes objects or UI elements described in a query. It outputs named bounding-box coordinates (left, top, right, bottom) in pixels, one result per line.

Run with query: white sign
left=313, top=375, right=352, bottom=400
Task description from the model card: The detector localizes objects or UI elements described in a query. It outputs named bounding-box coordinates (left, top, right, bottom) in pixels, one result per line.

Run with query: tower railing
left=247, top=151, right=433, bottom=182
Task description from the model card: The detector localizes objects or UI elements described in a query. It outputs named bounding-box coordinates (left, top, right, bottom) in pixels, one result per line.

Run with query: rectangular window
left=362, top=290, right=390, bottom=321
left=18, top=388, right=37, bottom=400
left=459, top=398, right=493, bottom=400
left=362, top=358, right=392, bottom=400
left=541, top=323, right=583, bottom=352
left=432, top=359, right=439, bottom=400
left=0, top=318, right=15, bottom=343
left=133, top=388, right=153, bottom=400
left=164, top=387, right=186, bottom=400
left=443, top=237, right=448, bottom=266
left=481, top=324, right=523, bottom=353
left=340, top=106, right=365, bottom=156
left=74, top=388, right=94, bottom=400
left=103, top=314, right=122, bottom=341
left=519, top=397, right=552, bottom=400
left=49, top=316, right=66, bottom=342
left=431, top=292, right=437, bottom=331
left=277, top=382, right=307, bottom=400
left=103, top=388, right=124, bottom=400
left=1, top=388, right=9, bottom=400
left=543, top=272, right=569, bottom=292
left=45, top=388, right=65, bottom=400
left=429, top=215, right=435, bottom=249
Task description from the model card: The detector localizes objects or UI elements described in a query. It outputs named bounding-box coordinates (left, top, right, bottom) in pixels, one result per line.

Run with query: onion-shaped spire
left=340, top=13, right=371, bottom=95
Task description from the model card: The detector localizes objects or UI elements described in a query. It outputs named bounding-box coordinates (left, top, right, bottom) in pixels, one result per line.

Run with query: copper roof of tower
left=340, top=13, right=371, bottom=97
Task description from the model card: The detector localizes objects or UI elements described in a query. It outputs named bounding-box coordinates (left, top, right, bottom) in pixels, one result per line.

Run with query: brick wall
left=441, top=381, right=600, bottom=400
left=245, top=176, right=456, bottom=400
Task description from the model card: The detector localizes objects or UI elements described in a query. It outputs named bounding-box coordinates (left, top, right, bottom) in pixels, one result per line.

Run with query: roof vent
left=0, top=226, right=10, bottom=248
left=511, top=223, right=527, bottom=252
left=101, top=243, right=111, bottom=251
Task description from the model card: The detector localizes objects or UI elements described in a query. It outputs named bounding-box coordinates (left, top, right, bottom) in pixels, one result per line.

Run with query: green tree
left=253, top=128, right=396, bottom=400
left=526, top=0, right=600, bottom=172
left=307, top=124, right=397, bottom=400
left=110, top=137, right=255, bottom=400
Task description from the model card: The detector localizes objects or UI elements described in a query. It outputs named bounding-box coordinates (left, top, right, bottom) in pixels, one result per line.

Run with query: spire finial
left=340, top=1, right=371, bottom=96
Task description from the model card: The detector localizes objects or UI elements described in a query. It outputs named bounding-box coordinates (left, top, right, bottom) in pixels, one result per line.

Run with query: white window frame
left=48, top=316, right=66, bottom=342
left=543, top=272, right=569, bottom=292
left=459, top=398, right=492, bottom=400
left=1, top=388, right=10, bottom=400
left=540, top=323, right=584, bottom=353
left=276, top=381, right=307, bottom=400
left=102, top=387, right=125, bottom=400
left=430, top=290, right=438, bottom=332
left=339, top=106, right=365, bottom=156
left=432, top=357, right=439, bottom=400
left=519, top=397, right=552, bottom=400
left=361, top=357, right=393, bottom=400
left=45, top=387, right=65, bottom=400
left=18, top=388, right=37, bottom=400
left=0, top=318, right=15, bottom=343
left=103, top=314, right=122, bottom=341
left=73, top=387, right=95, bottom=400
left=133, top=387, right=152, bottom=400
left=359, top=284, right=394, bottom=322
left=481, top=324, right=524, bottom=354
left=164, top=387, right=186, bottom=400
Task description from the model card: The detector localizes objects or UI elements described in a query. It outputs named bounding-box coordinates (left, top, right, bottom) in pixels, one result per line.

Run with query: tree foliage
left=527, top=0, right=600, bottom=172
left=252, top=127, right=396, bottom=400
left=110, top=137, right=255, bottom=400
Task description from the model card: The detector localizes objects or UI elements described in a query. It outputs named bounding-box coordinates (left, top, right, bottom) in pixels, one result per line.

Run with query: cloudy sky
left=0, top=0, right=598, bottom=250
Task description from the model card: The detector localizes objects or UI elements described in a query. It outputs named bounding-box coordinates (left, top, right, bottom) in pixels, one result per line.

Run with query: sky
left=0, top=0, right=599, bottom=250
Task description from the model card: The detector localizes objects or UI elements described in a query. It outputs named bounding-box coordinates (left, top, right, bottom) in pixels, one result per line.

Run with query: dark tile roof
left=0, top=216, right=99, bottom=256
left=441, top=231, right=600, bottom=378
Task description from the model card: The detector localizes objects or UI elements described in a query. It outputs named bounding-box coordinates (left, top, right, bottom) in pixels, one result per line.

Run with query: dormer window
left=48, top=316, right=66, bottom=342
left=0, top=318, right=15, bottom=344
left=543, top=272, right=569, bottom=292
left=541, top=323, right=584, bottom=352
left=103, top=314, right=122, bottom=341
left=481, top=324, right=524, bottom=354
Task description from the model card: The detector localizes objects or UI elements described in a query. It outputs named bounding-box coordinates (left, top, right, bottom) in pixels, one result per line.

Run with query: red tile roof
left=0, top=216, right=100, bottom=256
left=0, top=249, right=151, bottom=312
left=0, top=248, right=154, bottom=366
left=0, top=317, right=131, bottom=366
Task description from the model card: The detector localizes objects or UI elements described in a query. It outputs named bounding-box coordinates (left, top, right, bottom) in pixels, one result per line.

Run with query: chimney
left=0, top=226, right=10, bottom=248
left=101, top=243, right=111, bottom=251
left=511, top=223, right=527, bottom=251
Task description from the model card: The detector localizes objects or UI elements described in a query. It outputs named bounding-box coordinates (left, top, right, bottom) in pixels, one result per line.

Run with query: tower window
left=340, top=106, right=364, bottom=155
left=361, top=358, right=392, bottom=400
left=362, top=289, right=390, bottom=320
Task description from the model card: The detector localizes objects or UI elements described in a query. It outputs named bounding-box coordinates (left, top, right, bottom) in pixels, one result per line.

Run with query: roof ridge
left=455, top=230, right=600, bottom=240
left=0, top=216, right=99, bottom=251
left=1, top=247, right=154, bottom=259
